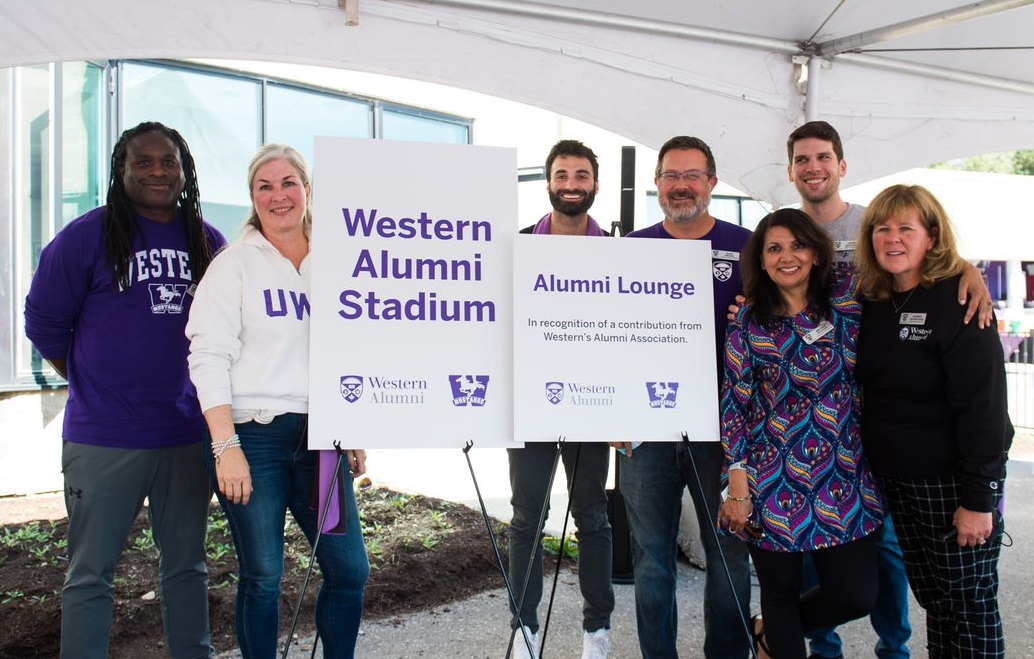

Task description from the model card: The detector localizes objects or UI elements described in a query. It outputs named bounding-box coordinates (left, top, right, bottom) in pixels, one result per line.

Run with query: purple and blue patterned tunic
left=720, top=273, right=884, bottom=552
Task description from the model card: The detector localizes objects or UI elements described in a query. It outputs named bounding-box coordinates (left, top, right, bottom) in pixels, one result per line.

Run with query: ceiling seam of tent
left=812, top=0, right=1034, bottom=56
left=805, top=0, right=850, bottom=43
left=394, top=0, right=799, bottom=53
left=838, top=52, right=1034, bottom=95
left=393, top=0, right=1034, bottom=97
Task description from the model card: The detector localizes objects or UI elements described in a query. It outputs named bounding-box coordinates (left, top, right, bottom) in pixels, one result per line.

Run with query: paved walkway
left=219, top=445, right=1034, bottom=659
left=218, top=458, right=1034, bottom=658
left=4, top=396, right=1034, bottom=658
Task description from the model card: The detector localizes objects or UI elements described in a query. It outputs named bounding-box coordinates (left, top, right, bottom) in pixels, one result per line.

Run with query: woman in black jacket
left=855, top=184, right=1012, bottom=659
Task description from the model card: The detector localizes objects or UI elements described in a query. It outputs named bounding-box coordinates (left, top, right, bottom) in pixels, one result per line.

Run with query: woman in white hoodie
left=186, top=143, right=369, bottom=659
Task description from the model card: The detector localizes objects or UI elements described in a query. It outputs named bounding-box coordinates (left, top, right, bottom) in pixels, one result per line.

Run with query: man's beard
left=549, top=188, right=596, bottom=216
left=659, top=189, right=710, bottom=224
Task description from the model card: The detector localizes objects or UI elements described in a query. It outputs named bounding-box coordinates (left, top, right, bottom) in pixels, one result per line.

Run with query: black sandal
left=750, top=614, right=772, bottom=659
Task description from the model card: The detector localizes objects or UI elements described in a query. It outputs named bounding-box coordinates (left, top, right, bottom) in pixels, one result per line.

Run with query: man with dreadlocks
left=25, top=121, right=225, bottom=659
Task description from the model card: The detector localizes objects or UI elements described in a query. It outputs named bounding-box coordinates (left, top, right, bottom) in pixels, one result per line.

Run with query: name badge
left=802, top=319, right=834, bottom=344
left=712, top=249, right=740, bottom=261
left=899, top=312, right=927, bottom=325
left=833, top=240, right=857, bottom=252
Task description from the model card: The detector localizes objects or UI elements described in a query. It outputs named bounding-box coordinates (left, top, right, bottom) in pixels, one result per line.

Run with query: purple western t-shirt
left=24, top=206, right=226, bottom=448
left=626, top=219, right=752, bottom=386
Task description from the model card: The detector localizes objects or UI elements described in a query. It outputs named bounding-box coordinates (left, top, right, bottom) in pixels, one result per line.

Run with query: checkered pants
left=881, top=476, right=1004, bottom=659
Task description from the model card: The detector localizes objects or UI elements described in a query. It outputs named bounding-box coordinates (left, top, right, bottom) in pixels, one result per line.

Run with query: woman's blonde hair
left=856, top=184, right=966, bottom=301
left=244, top=143, right=312, bottom=237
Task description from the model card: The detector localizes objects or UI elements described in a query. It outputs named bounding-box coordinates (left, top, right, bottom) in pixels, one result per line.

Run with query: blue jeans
left=508, top=442, right=614, bottom=633
left=207, top=414, right=369, bottom=659
left=619, top=441, right=752, bottom=659
left=805, top=515, right=912, bottom=658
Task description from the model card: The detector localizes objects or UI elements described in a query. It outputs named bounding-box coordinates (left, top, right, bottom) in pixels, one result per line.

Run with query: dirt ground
left=0, top=487, right=520, bottom=658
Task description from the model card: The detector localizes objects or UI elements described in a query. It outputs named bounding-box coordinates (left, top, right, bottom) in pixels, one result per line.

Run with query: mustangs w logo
left=148, top=284, right=188, bottom=314
left=449, top=375, right=489, bottom=407
left=646, top=381, right=679, bottom=409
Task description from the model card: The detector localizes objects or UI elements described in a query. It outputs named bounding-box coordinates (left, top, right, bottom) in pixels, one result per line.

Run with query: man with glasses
left=615, top=135, right=753, bottom=659
left=509, top=139, right=615, bottom=659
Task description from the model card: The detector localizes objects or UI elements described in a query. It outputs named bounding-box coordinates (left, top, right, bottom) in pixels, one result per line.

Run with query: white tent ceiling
left=2, top=0, right=1033, bottom=204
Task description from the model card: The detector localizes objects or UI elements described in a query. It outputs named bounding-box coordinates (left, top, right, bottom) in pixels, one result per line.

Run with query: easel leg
left=540, top=442, right=582, bottom=655
left=681, top=431, right=758, bottom=659
left=281, top=441, right=349, bottom=659
left=464, top=439, right=565, bottom=658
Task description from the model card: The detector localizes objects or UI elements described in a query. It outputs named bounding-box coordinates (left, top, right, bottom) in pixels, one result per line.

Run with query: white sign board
left=513, top=235, right=719, bottom=442
left=309, top=138, right=516, bottom=449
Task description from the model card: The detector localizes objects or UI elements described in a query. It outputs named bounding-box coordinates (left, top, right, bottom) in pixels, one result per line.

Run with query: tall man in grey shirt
left=787, top=120, right=911, bottom=659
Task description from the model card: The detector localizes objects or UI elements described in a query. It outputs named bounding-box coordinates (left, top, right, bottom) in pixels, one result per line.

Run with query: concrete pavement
left=4, top=394, right=1033, bottom=658
left=226, top=458, right=1034, bottom=658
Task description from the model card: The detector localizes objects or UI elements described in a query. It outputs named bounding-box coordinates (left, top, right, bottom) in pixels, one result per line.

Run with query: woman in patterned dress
left=719, top=208, right=884, bottom=659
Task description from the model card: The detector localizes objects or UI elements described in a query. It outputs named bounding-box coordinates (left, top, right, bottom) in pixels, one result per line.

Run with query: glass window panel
left=382, top=108, right=469, bottom=144
left=61, top=62, right=105, bottom=224
left=267, top=84, right=372, bottom=169
left=646, top=191, right=664, bottom=226
left=709, top=196, right=740, bottom=226
left=740, top=198, right=771, bottom=232
left=12, top=63, right=106, bottom=385
left=3, top=59, right=476, bottom=390
left=19, top=65, right=52, bottom=270
left=15, top=65, right=53, bottom=382
left=122, top=62, right=260, bottom=237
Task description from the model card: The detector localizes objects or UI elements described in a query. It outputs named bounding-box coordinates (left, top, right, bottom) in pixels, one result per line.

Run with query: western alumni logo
left=712, top=261, right=733, bottom=282
left=449, top=375, right=489, bottom=407
left=545, top=382, right=565, bottom=405
left=646, top=381, right=679, bottom=409
left=552, top=381, right=616, bottom=407
left=899, top=326, right=933, bottom=342
left=340, top=376, right=364, bottom=403
left=148, top=283, right=188, bottom=314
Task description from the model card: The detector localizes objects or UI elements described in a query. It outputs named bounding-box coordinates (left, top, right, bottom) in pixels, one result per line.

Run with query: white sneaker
left=511, top=625, right=540, bottom=659
left=581, top=628, right=611, bottom=659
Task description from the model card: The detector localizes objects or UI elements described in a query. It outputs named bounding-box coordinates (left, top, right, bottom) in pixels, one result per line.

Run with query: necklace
left=891, top=287, right=917, bottom=314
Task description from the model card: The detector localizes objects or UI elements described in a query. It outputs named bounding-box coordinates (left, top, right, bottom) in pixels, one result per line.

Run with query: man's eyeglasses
left=658, top=169, right=712, bottom=183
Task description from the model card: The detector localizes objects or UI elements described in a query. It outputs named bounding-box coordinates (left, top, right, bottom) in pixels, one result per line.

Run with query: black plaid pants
left=881, top=475, right=1004, bottom=659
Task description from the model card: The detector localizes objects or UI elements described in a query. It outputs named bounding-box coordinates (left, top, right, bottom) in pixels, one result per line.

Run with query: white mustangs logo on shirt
left=148, top=284, right=188, bottom=314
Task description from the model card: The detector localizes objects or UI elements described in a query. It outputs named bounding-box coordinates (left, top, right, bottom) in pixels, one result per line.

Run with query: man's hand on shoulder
left=958, top=262, right=993, bottom=328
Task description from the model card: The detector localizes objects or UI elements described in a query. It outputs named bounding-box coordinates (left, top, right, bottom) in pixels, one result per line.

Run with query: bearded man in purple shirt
left=24, top=122, right=225, bottom=659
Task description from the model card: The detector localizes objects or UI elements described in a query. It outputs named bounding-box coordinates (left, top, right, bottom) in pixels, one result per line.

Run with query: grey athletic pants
left=61, top=441, right=213, bottom=659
